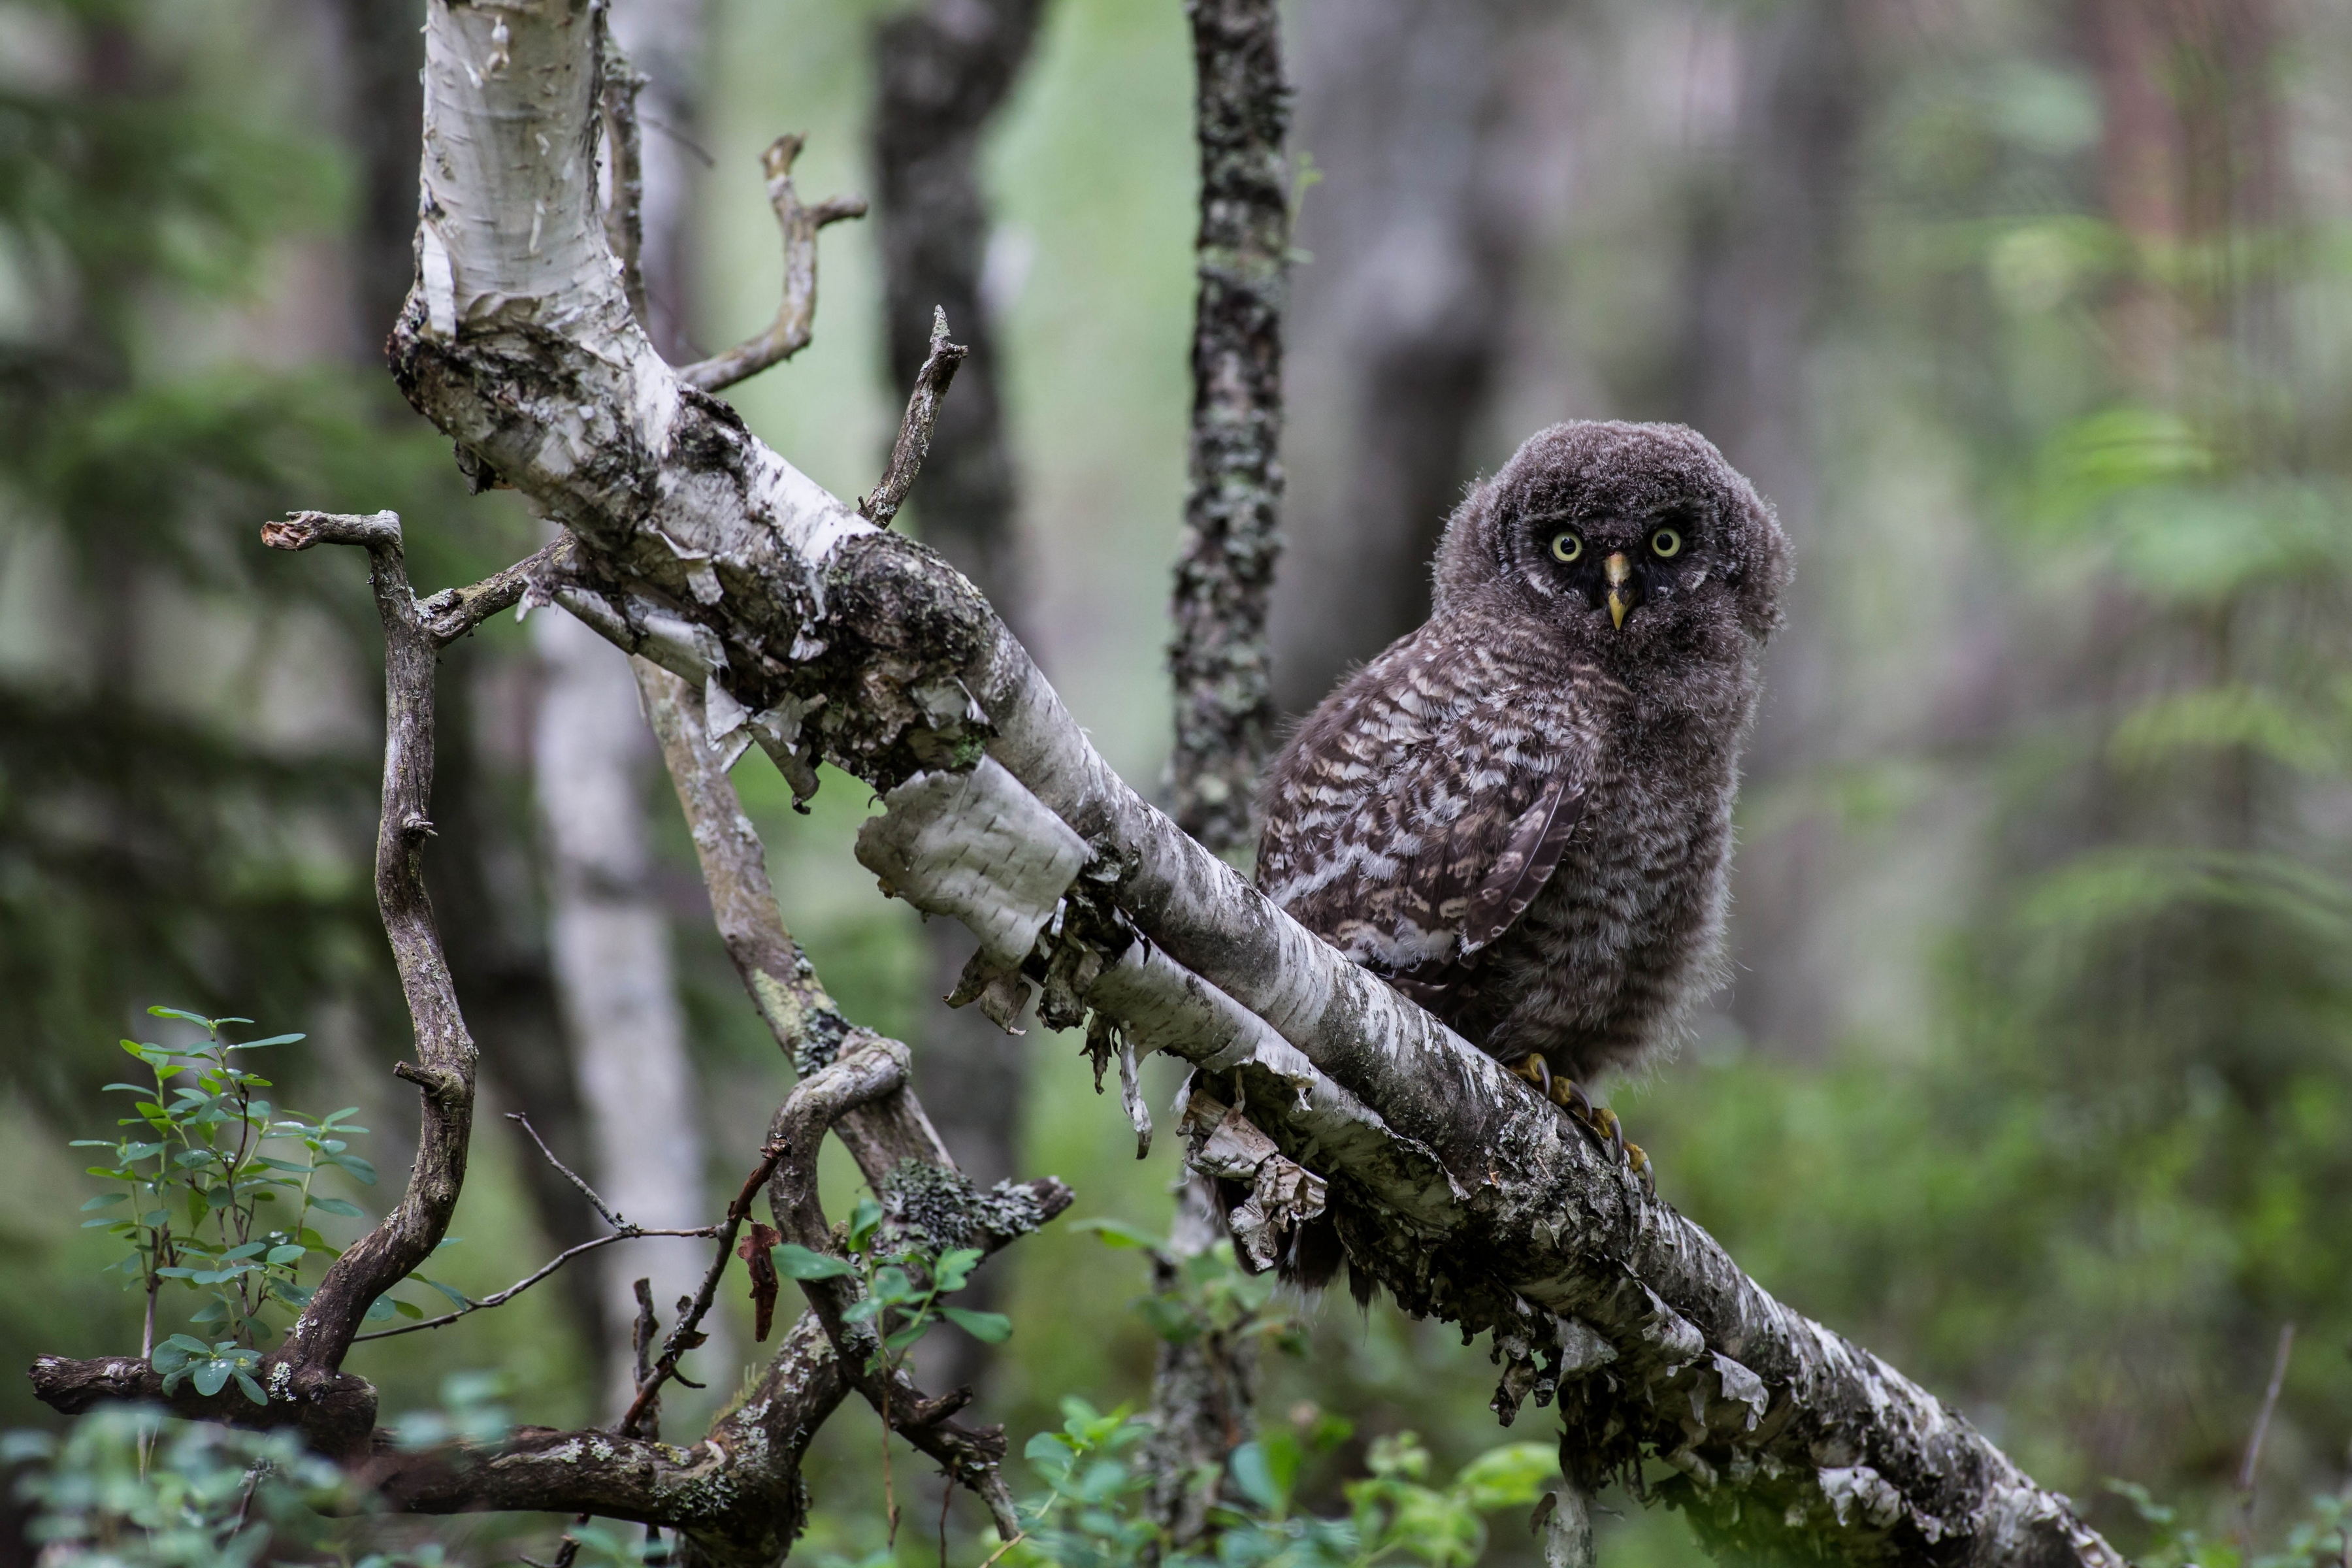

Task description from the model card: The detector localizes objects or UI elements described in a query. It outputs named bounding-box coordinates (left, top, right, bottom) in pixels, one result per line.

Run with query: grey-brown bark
left=1149, top=0, right=1292, bottom=1546
left=1167, top=0, right=1290, bottom=853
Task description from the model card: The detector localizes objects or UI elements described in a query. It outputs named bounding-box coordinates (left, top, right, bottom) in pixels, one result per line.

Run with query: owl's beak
left=1605, top=551, right=1634, bottom=629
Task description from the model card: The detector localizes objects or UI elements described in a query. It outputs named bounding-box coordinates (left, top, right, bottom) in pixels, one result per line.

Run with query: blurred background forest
left=2, top=0, right=2350, bottom=1563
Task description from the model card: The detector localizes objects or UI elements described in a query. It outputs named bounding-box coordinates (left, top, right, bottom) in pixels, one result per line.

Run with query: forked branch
left=678, top=135, right=867, bottom=394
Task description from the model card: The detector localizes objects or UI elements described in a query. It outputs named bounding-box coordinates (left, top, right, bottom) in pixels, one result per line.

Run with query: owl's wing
left=1258, top=664, right=1593, bottom=997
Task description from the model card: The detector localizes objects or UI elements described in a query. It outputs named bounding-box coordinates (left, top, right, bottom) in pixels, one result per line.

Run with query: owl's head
left=1433, top=421, right=1788, bottom=659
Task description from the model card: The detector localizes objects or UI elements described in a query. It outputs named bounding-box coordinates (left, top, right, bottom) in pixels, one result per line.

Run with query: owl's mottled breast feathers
left=1257, top=419, right=1788, bottom=1087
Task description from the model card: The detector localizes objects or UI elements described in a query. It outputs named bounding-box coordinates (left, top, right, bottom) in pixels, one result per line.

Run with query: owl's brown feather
left=1258, top=420, right=1788, bottom=1091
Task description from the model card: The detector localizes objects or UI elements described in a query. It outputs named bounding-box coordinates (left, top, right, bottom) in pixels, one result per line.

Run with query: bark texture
left=1150, top=0, right=1292, bottom=1545
left=1168, top=0, right=1289, bottom=853
left=350, top=3, right=2124, bottom=1560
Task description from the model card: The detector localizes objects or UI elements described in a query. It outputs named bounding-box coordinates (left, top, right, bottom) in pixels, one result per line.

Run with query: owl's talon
left=1510, top=1054, right=1554, bottom=1100
left=1550, top=1076, right=1593, bottom=1122
left=1593, top=1106, right=1625, bottom=1164
left=1625, top=1141, right=1654, bottom=1198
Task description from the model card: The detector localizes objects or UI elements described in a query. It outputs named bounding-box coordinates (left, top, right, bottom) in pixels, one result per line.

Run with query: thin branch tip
left=858, top=307, right=969, bottom=527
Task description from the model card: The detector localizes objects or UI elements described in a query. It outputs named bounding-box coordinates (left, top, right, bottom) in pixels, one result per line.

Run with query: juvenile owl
left=1257, top=421, right=1788, bottom=1175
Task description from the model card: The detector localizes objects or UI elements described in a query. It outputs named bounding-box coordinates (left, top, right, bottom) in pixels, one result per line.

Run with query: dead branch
left=507, top=1109, right=632, bottom=1231
left=676, top=135, right=866, bottom=395
left=761, top=1039, right=1024, bottom=1541
left=351, top=1226, right=720, bottom=1345
left=598, top=32, right=651, bottom=328
left=415, top=534, right=573, bottom=647
left=858, top=306, right=968, bottom=527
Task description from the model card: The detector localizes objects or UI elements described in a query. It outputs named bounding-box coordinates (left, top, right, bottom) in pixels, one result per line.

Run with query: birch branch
left=676, top=134, right=866, bottom=395
left=380, top=5, right=2121, bottom=1561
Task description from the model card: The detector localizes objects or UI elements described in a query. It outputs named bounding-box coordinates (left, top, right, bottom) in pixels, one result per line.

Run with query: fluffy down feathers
left=1258, top=420, right=1787, bottom=1088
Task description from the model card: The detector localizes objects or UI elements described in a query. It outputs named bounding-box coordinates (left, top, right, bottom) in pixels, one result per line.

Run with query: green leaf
left=841, top=1298, right=880, bottom=1324
left=364, top=1296, right=397, bottom=1322
left=191, top=1360, right=232, bottom=1397
left=934, top=1247, right=983, bottom=1292
left=80, top=1194, right=128, bottom=1210
left=1228, top=1441, right=1282, bottom=1512
left=266, top=1244, right=306, bottom=1266
left=415, top=1277, right=470, bottom=1311
left=1452, top=1442, right=1559, bottom=1511
left=233, top=1370, right=268, bottom=1406
left=227, top=1033, right=305, bottom=1050
left=772, top=1243, right=854, bottom=1280
left=326, top=1152, right=378, bottom=1186
left=148, top=1006, right=215, bottom=1026
left=848, top=1196, right=884, bottom=1250
left=870, top=1266, right=915, bottom=1303
left=1070, top=1218, right=1164, bottom=1251
left=941, top=1307, right=1013, bottom=1344
left=393, top=1298, right=424, bottom=1320
left=885, top=1320, right=934, bottom=1354
left=310, top=1197, right=365, bottom=1218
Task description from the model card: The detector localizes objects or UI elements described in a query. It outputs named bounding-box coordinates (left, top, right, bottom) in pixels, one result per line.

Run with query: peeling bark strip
left=362, top=4, right=2120, bottom=1563
left=1169, top=0, right=1289, bottom=856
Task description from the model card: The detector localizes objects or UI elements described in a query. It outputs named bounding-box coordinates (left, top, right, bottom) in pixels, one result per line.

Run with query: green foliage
left=776, top=1194, right=1013, bottom=1376
left=67, top=1007, right=456, bottom=1379
left=1071, top=1220, right=1303, bottom=1357
left=1, top=1404, right=356, bottom=1568
left=1006, top=1399, right=1554, bottom=1568
left=2105, top=1479, right=2352, bottom=1568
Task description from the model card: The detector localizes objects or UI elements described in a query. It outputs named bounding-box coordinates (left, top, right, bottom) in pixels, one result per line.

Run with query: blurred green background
left=2, top=0, right=2349, bottom=1564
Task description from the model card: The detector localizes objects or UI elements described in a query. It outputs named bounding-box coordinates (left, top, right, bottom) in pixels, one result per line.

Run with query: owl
left=1257, top=421, right=1788, bottom=1182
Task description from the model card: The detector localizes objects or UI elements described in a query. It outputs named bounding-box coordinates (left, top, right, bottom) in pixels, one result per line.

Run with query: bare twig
left=598, top=32, right=650, bottom=328
left=507, top=1109, right=630, bottom=1232
left=614, top=1137, right=793, bottom=1437
left=416, top=535, right=572, bottom=647
left=1167, top=0, right=1290, bottom=855
left=676, top=135, right=866, bottom=394
left=348, top=1227, right=719, bottom=1343
left=858, top=306, right=968, bottom=527
left=2236, top=1321, right=2296, bottom=1546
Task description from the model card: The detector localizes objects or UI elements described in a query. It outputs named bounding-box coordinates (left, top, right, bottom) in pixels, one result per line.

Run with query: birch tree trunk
left=532, top=608, right=721, bottom=1413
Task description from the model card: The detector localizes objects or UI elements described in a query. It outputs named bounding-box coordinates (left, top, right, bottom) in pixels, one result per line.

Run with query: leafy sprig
left=72, top=1005, right=460, bottom=1398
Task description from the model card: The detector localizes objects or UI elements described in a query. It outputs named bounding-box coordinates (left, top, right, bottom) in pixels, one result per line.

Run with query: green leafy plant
left=1, top=1404, right=354, bottom=1568
left=772, top=1194, right=1013, bottom=1368
left=1071, top=1218, right=1305, bottom=1358
left=72, top=1006, right=460, bottom=1401
left=1005, top=1399, right=1556, bottom=1568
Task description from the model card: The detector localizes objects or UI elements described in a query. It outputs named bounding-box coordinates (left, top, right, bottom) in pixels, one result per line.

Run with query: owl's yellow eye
left=1650, top=528, right=1682, bottom=559
left=1550, top=531, right=1583, bottom=564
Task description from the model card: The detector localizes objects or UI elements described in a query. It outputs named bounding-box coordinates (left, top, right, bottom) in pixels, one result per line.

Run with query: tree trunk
left=532, top=608, right=719, bottom=1413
